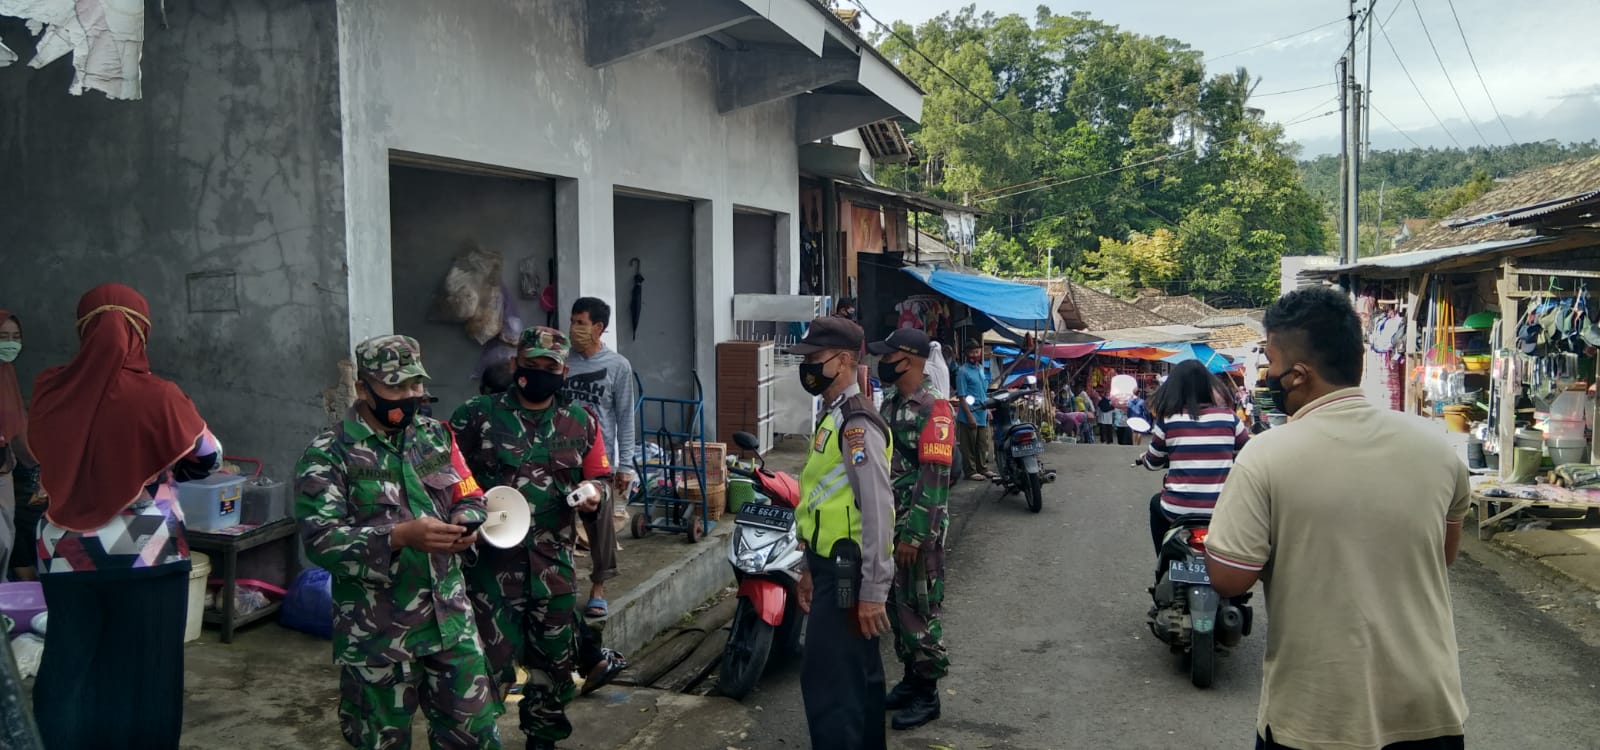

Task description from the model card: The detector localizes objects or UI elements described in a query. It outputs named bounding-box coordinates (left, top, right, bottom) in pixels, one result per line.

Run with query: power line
left=1286, top=95, right=1340, bottom=124
left=1253, top=82, right=1336, bottom=98
left=977, top=148, right=1202, bottom=203
left=1409, top=0, right=1492, bottom=147
left=1283, top=110, right=1340, bottom=128
left=1207, top=17, right=1349, bottom=64
left=1376, top=12, right=1462, bottom=148
left=1443, top=0, right=1516, bottom=143
left=1371, top=103, right=1425, bottom=149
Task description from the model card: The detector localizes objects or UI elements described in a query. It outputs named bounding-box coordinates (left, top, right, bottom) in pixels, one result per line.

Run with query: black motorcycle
left=967, top=375, right=1053, bottom=513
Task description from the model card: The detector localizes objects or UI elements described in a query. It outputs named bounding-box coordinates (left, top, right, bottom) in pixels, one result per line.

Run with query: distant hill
left=1300, top=141, right=1600, bottom=208
left=1297, top=141, right=1600, bottom=255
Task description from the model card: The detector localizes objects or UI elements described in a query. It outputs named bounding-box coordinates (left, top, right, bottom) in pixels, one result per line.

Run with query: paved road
left=735, top=443, right=1600, bottom=750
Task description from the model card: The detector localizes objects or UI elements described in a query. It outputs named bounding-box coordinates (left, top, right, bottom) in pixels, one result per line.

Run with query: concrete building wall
left=388, top=166, right=556, bottom=412
left=0, top=1, right=348, bottom=479
left=733, top=212, right=778, bottom=295
left=335, top=0, right=802, bottom=436
left=613, top=195, right=696, bottom=401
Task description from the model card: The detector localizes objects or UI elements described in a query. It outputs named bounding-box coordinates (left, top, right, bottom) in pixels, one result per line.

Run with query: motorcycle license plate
left=1011, top=442, right=1043, bottom=457
left=736, top=504, right=794, bottom=532
left=1168, top=559, right=1211, bottom=585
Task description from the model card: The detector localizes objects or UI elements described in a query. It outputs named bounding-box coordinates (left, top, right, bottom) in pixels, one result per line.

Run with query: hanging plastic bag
left=280, top=567, right=334, bottom=640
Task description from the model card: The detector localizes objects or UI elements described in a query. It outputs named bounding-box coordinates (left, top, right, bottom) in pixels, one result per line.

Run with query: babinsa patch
left=919, top=400, right=956, bottom=466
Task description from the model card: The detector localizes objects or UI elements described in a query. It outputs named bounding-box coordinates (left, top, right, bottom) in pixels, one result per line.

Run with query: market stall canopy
left=1159, top=342, right=1234, bottom=374
left=1096, top=341, right=1179, bottom=360
left=901, top=266, right=1054, bottom=329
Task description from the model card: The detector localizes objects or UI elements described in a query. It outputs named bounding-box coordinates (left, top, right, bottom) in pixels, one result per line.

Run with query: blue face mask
left=0, top=342, right=19, bottom=363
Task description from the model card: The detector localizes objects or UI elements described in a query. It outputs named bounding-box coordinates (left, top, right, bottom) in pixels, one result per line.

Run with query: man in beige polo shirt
left=1206, top=286, right=1470, bottom=750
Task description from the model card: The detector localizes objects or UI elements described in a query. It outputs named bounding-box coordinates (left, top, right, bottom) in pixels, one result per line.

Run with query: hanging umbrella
left=629, top=257, right=644, bottom=340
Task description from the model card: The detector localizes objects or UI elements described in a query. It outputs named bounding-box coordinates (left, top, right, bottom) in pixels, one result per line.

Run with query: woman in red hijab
left=27, top=284, right=222, bottom=749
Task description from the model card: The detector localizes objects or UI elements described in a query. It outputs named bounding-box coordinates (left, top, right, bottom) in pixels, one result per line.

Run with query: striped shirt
left=1141, top=406, right=1248, bottom=518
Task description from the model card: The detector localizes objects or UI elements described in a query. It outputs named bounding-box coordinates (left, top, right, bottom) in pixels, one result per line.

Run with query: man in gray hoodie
left=561, top=297, right=636, bottom=617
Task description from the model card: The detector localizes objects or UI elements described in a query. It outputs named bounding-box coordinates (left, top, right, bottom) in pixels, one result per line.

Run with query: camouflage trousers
left=464, top=540, right=579, bottom=742
left=889, top=535, right=949, bottom=681
left=337, top=637, right=502, bottom=750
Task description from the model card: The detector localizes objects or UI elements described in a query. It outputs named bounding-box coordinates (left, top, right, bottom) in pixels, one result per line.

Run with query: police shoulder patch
left=843, top=426, right=868, bottom=465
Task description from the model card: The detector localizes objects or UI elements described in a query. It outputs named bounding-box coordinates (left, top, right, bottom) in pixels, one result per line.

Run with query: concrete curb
left=598, top=521, right=735, bottom=658
left=1488, top=529, right=1600, bottom=594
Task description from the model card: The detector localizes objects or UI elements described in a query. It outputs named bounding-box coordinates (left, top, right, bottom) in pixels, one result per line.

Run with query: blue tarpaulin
left=1159, top=343, right=1233, bottom=373
left=901, top=266, right=1053, bottom=329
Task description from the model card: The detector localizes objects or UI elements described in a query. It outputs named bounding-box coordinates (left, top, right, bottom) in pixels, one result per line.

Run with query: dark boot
left=891, top=679, right=942, bottom=730
left=884, top=666, right=916, bottom=710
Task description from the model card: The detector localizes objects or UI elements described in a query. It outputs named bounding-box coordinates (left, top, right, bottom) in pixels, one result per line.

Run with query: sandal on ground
left=585, top=597, right=609, bottom=618
left=967, top=473, right=987, bottom=481
left=579, top=649, right=630, bottom=697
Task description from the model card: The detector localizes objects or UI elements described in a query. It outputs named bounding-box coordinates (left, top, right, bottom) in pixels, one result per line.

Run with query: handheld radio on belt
left=833, top=538, right=861, bottom=610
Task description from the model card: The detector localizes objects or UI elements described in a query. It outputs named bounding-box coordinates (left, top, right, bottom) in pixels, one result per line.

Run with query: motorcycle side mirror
left=1127, top=417, right=1153, bottom=434
left=731, top=431, right=760, bottom=452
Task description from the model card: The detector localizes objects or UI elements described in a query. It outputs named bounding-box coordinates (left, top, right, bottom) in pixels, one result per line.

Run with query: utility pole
left=1340, top=0, right=1363, bottom=265
left=1337, top=56, right=1349, bottom=264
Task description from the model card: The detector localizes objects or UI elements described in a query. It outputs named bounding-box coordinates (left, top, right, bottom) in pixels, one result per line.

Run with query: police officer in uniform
left=789, top=316, right=897, bottom=750
left=869, top=328, right=954, bottom=730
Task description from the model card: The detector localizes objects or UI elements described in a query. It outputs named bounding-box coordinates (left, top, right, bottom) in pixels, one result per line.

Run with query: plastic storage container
left=0, top=581, right=46, bottom=635
left=1547, top=437, right=1588, bottom=467
left=186, top=552, right=211, bottom=642
left=178, top=474, right=246, bottom=531
left=241, top=477, right=288, bottom=525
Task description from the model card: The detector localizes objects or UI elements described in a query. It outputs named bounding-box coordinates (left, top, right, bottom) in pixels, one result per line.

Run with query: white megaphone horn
left=478, top=486, right=532, bottom=549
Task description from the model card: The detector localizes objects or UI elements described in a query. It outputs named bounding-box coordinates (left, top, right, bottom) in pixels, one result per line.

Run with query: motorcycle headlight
left=736, top=548, right=766, bottom=572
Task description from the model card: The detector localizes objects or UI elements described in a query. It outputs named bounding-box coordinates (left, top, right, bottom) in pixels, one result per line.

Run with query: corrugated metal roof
left=1445, top=190, right=1600, bottom=229
left=1303, top=235, right=1557, bottom=277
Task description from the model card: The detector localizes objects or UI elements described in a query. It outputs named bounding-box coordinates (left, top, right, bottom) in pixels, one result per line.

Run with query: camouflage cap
left=354, top=334, right=430, bottom=385
left=517, top=326, right=569, bottom=365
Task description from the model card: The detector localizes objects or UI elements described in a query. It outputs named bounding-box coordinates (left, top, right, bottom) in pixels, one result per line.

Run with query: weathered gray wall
left=335, top=0, right=800, bottom=437
left=0, top=1, right=347, bottom=482
left=613, top=195, right=695, bottom=401
left=733, top=212, right=778, bottom=295
left=388, top=166, right=556, bottom=413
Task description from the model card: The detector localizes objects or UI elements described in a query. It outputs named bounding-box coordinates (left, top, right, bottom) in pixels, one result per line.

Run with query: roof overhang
left=585, top=0, right=922, bottom=136
left=1301, top=232, right=1600, bottom=280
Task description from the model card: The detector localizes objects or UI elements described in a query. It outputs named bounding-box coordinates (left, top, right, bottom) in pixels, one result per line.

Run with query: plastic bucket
left=1548, top=438, right=1588, bottom=467
left=1442, top=407, right=1470, bottom=434
left=186, top=552, right=211, bottom=643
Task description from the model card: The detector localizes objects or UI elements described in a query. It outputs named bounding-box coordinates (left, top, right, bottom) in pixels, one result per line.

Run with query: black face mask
left=365, top=383, right=419, bottom=431
left=1263, top=371, right=1294, bottom=416
left=516, top=368, right=565, bottom=403
left=877, top=358, right=905, bottom=387
left=798, top=357, right=839, bottom=396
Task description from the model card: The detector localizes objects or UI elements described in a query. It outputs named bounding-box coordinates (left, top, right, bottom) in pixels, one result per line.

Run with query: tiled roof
left=1400, top=155, right=1600, bottom=252
left=1205, top=324, right=1265, bottom=350
left=1131, top=295, right=1221, bottom=324
left=1060, top=282, right=1177, bottom=331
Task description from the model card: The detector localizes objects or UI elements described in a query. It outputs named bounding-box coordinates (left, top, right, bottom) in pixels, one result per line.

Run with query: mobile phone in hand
left=457, top=520, right=483, bottom=537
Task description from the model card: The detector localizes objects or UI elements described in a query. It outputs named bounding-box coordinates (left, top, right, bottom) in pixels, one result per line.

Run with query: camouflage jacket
left=449, top=393, right=612, bottom=547
left=294, top=409, right=488, bottom=667
left=879, top=380, right=955, bottom=546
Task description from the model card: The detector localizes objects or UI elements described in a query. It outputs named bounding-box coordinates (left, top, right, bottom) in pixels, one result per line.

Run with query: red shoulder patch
left=919, top=400, right=956, bottom=466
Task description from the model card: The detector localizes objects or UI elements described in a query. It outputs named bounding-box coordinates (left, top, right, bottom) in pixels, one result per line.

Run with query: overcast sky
left=859, top=0, right=1600, bottom=155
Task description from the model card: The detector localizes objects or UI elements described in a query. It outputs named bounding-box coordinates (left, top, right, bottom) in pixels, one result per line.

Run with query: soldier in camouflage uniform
left=294, top=335, right=502, bottom=750
left=868, top=328, right=955, bottom=731
left=450, top=327, right=613, bottom=750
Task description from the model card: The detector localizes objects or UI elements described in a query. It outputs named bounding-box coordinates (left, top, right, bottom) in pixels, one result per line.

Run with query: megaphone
left=1109, top=374, right=1138, bottom=409
left=479, top=486, right=532, bottom=549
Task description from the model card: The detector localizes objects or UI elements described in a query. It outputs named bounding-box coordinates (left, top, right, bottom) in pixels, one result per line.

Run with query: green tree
left=1083, top=228, right=1179, bottom=297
